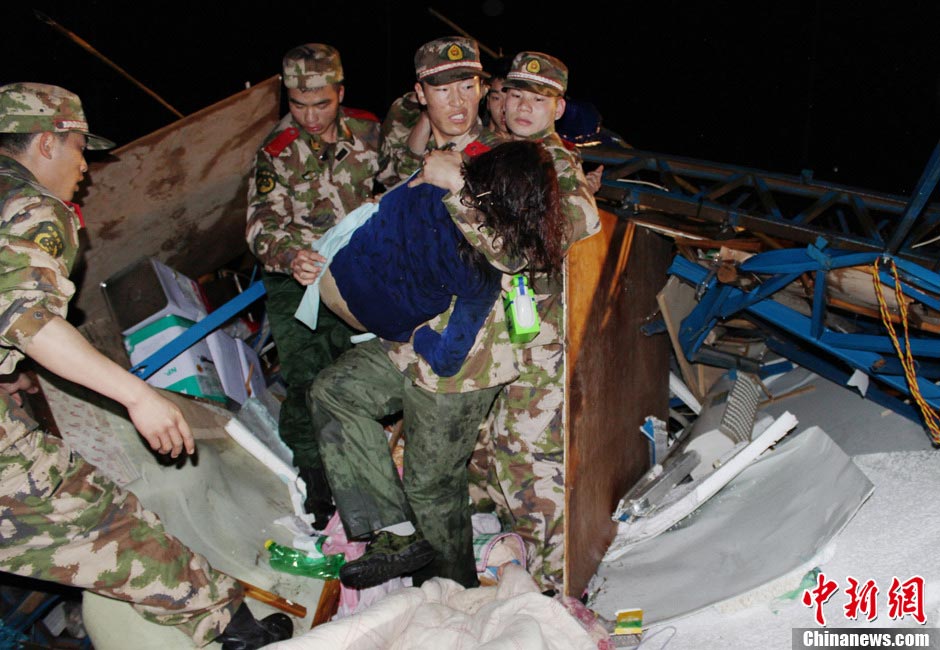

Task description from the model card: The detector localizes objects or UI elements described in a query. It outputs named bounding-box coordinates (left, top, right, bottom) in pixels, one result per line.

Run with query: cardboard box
left=101, top=257, right=208, bottom=336
left=124, top=315, right=226, bottom=403
left=236, top=338, right=266, bottom=402
left=206, top=331, right=267, bottom=405
left=206, top=329, right=248, bottom=404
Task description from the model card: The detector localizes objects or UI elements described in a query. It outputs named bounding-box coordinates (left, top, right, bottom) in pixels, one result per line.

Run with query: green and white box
left=124, top=315, right=226, bottom=403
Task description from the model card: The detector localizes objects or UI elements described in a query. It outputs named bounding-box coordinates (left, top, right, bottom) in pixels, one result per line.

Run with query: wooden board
left=565, top=216, right=672, bottom=597
left=73, top=76, right=281, bottom=324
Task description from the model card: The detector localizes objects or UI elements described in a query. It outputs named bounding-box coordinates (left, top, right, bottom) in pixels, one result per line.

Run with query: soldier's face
left=505, top=89, right=565, bottom=139
left=288, top=85, right=344, bottom=140
left=45, top=132, right=88, bottom=202
left=415, top=77, right=483, bottom=143
left=486, top=78, right=509, bottom=134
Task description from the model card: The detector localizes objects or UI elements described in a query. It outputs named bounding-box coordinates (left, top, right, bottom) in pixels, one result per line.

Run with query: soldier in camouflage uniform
left=479, top=52, right=600, bottom=593
left=483, top=56, right=513, bottom=136
left=420, top=52, right=601, bottom=592
left=309, top=37, right=515, bottom=591
left=0, top=83, right=291, bottom=649
left=377, top=36, right=492, bottom=186
left=246, top=44, right=380, bottom=529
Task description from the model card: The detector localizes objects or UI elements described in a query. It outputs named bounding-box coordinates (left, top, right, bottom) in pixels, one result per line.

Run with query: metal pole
left=34, top=10, right=185, bottom=120
left=427, top=8, right=500, bottom=60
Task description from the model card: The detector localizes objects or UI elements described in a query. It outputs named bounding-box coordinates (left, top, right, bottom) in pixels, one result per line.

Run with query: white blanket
left=264, top=565, right=597, bottom=650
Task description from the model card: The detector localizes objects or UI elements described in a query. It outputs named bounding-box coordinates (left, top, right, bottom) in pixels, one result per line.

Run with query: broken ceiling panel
left=75, top=76, right=281, bottom=324
left=589, top=425, right=873, bottom=625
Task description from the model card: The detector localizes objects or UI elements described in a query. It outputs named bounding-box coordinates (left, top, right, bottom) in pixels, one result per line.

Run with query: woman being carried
left=296, top=140, right=566, bottom=377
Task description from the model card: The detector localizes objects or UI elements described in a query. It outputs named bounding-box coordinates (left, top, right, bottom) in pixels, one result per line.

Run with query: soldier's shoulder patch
left=344, top=107, right=380, bottom=123
left=27, top=222, right=65, bottom=258
left=263, top=127, right=300, bottom=157
left=255, top=168, right=277, bottom=195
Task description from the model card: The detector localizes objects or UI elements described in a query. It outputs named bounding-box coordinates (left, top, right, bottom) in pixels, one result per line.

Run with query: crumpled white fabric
left=262, top=564, right=596, bottom=650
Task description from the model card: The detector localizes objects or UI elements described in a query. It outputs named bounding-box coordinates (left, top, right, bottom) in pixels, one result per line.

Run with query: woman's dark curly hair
left=459, top=140, right=567, bottom=274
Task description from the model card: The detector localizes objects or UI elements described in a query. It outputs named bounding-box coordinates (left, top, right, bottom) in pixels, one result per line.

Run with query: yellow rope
left=870, top=257, right=940, bottom=444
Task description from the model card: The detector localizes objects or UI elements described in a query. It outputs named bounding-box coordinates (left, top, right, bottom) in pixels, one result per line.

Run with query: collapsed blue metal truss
left=643, top=138, right=940, bottom=437
left=668, top=249, right=940, bottom=429
left=585, top=139, right=940, bottom=267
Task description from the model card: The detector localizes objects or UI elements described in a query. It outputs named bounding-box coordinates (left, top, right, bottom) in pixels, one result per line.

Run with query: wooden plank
left=311, top=579, right=341, bottom=629
left=564, top=216, right=672, bottom=597
left=236, top=578, right=308, bottom=619
left=657, top=277, right=704, bottom=401
left=74, top=76, right=281, bottom=325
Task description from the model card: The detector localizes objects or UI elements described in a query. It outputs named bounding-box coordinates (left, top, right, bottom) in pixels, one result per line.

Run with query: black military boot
left=298, top=465, right=336, bottom=530
left=216, top=602, right=293, bottom=650
left=339, top=530, right=436, bottom=590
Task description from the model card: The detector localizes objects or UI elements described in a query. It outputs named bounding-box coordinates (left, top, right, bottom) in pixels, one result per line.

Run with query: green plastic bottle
left=264, top=539, right=345, bottom=580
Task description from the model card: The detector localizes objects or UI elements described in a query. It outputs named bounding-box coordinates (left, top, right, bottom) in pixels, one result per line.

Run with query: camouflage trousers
left=309, top=338, right=500, bottom=588
left=263, top=271, right=356, bottom=470
left=0, top=427, right=241, bottom=646
left=470, top=341, right=566, bottom=593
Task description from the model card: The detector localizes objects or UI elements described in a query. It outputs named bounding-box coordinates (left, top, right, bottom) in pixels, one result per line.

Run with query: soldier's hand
left=585, top=165, right=605, bottom=194
left=291, top=250, right=327, bottom=286
left=0, top=371, right=39, bottom=406
left=127, top=386, right=195, bottom=458
left=23, top=315, right=193, bottom=458
left=409, top=149, right=464, bottom=193
left=407, top=112, right=432, bottom=156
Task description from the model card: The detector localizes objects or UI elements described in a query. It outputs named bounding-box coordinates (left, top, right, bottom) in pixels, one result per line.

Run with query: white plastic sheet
left=590, top=425, right=874, bottom=624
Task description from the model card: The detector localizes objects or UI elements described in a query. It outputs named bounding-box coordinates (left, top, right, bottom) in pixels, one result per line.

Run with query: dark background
left=5, top=1, right=940, bottom=197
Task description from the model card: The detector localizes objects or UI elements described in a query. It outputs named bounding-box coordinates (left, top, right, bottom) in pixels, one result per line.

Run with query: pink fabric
left=556, top=596, right=615, bottom=650
left=320, top=512, right=410, bottom=618
left=319, top=512, right=365, bottom=616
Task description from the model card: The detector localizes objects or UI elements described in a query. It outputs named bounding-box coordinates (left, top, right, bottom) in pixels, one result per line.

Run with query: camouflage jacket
left=0, top=156, right=80, bottom=429
left=377, top=92, right=486, bottom=188
left=246, top=107, right=381, bottom=274
left=380, top=119, right=516, bottom=393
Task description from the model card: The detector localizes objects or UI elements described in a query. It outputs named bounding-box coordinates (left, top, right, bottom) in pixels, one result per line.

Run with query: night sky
left=5, top=1, right=940, bottom=197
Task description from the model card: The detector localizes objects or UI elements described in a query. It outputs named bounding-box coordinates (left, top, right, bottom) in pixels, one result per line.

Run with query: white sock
left=379, top=521, right=416, bottom=536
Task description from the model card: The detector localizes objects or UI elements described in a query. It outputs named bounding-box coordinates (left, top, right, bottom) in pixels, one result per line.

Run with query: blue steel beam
left=738, top=246, right=876, bottom=274
left=763, top=337, right=922, bottom=424
left=668, top=255, right=940, bottom=433
left=893, top=257, right=940, bottom=293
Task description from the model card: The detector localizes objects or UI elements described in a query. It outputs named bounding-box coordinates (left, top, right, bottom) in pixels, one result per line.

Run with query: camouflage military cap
left=504, top=52, right=568, bottom=98
left=0, top=83, right=114, bottom=150
left=282, top=44, right=344, bottom=90
left=415, top=36, right=489, bottom=86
